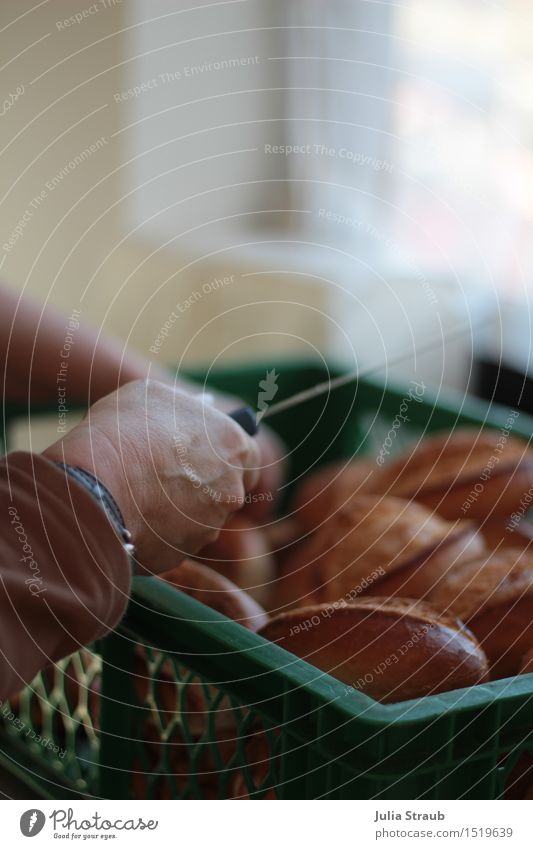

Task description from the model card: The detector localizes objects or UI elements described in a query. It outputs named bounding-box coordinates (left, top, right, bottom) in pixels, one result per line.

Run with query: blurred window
left=286, top=0, right=533, bottom=297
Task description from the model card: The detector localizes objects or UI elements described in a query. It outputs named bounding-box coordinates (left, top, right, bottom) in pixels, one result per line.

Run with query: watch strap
left=54, top=463, right=136, bottom=565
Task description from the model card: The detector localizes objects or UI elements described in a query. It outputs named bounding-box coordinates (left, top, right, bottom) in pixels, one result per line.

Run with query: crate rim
left=129, top=577, right=533, bottom=731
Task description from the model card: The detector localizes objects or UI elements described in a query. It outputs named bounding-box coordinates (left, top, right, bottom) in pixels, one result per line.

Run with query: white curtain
left=283, top=0, right=397, bottom=249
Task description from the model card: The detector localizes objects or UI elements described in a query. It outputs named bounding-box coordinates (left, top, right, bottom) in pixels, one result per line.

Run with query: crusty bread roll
left=380, top=428, right=533, bottom=521
left=292, top=457, right=377, bottom=531
left=291, top=428, right=533, bottom=530
left=197, top=514, right=276, bottom=607
left=520, top=648, right=533, bottom=674
left=262, top=518, right=300, bottom=550
left=259, top=598, right=489, bottom=702
left=480, top=518, right=533, bottom=553
left=428, top=549, right=533, bottom=678
left=275, top=495, right=485, bottom=611
left=159, top=559, right=269, bottom=632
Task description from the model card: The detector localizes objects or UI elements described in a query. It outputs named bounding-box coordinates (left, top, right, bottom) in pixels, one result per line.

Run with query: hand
left=74, top=340, right=288, bottom=518
left=43, top=379, right=261, bottom=572
left=245, top=425, right=287, bottom=520
left=176, top=384, right=287, bottom=520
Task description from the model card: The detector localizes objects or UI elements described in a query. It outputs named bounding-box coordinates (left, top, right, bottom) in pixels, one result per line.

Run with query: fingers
left=243, top=427, right=287, bottom=519
left=203, top=403, right=262, bottom=495
left=240, top=432, right=262, bottom=494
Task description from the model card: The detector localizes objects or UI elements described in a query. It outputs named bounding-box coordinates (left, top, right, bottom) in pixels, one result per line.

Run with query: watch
left=54, top=463, right=137, bottom=570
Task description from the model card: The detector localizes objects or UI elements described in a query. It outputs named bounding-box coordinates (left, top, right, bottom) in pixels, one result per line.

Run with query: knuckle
left=131, top=377, right=151, bottom=393
left=225, top=423, right=250, bottom=456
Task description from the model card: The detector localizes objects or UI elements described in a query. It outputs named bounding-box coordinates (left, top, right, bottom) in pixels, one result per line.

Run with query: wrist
left=54, top=463, right=136, bottom=565
left=42, top=428, right=138, bottom=540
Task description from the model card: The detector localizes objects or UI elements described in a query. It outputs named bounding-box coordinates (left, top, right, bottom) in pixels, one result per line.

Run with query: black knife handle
left=229, top=406, right=259, bottom=436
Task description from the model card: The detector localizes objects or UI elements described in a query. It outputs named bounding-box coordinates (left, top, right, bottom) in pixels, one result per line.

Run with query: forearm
left=0, top=283, right=168, bottom=404
left=0, top=451, right=130, bottom=700
left=0, top=282, right=245, bottom=410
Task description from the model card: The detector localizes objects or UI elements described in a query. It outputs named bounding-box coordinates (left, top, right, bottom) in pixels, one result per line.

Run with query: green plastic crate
left=1, top=361, right=533, bottom=800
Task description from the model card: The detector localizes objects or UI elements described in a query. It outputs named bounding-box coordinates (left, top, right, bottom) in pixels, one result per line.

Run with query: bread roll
left=259, top=598, right=489, bottom=702
left=197, top=514, right=276, bottom=607
left=159, top=559, right=269, bottom=632
left=292, top=457, right=376, bottom=531
left=381, top=428, right=533, bottom=520
left=275, top=495, right=485, bottom=611
left=480, top=518, right=533, bottom=553
left=428, top=549, right=533, bottom=677
left=520, top=648, right=533, bottom=674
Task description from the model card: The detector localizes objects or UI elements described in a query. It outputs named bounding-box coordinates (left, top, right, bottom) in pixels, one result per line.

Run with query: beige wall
left=1, top=0, right=470, bottom=399
left=1, top=0, right=334, bottom=374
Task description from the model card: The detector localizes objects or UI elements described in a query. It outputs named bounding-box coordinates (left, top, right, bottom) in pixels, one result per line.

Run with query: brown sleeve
left=0, top=451, right=131, bottom=699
